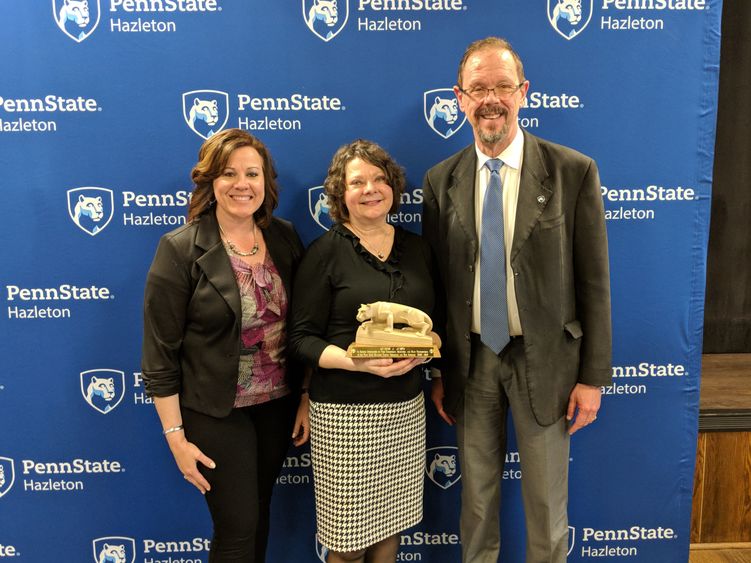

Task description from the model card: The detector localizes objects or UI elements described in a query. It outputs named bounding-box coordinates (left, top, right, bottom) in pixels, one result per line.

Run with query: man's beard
left=479, top=124, right=509, bottom=146
left=476, top=105, right=510, bottom=146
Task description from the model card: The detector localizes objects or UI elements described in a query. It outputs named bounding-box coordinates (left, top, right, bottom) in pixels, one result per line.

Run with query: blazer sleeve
left=280, top=219, right=307, bottom=392
left=291, top=226, right=305, bottom=262
left=277, top=217, right=306, bottom=268
left=421, top=170, right=448, bottom=374
left=421, top=170, right=442, bottom=280
left=573, top=159, right=612, bottom=386
left=141, top=234, right=193, bottom=397
left=427, top=239, right=446, bottom=372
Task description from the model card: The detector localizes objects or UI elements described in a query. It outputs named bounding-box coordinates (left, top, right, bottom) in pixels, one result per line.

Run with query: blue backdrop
left=0, top=1, right=720, bottom=561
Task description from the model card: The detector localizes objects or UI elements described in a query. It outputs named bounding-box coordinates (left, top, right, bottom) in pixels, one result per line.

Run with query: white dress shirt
left=471, top=127, right=524, bottom=337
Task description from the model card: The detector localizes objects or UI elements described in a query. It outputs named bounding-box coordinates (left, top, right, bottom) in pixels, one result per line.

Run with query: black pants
left=182, top=394, right=296, bottom=562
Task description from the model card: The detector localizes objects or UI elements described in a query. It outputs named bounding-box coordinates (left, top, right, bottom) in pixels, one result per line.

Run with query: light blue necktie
left=480, top=158, right=510, bottom=355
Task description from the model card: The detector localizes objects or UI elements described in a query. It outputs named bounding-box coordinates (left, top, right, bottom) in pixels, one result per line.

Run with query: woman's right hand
left=166, top=433, right=216, bottom=495
left=352, top=357, right=425, bottom=378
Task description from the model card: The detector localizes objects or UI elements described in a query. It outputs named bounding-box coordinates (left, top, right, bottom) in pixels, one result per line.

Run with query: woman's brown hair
left=187, top=129, right=279, bottom=227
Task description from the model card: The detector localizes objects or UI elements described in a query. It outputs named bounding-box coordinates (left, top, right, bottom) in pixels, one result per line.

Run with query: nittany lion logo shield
left=80, top=369, right=126, bottom=415
left=424, top=89, right=466, bottom=139
left=0, top=457, right=16, bottom=499
left=53, top=0, right=101, bottom=43
left=67, top=187, right=114, bottom=236
left=303, top=0, right=349, bottom=42
left=315, top=537, right=329, bottom=562
left=425, top=446, right=461, bottom=490
left=182, top=90, right=230, bottom=140
left=308, top=186, right=334, bottom=231
left=92, top=537, right=136, bottom=563
left=568, top=526, right=575, bottom=556
left=547, top=0, right=593, bottom=40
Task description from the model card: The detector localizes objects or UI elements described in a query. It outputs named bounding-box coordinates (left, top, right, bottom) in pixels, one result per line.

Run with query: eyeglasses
left=459, top=83, right=525, bottom=101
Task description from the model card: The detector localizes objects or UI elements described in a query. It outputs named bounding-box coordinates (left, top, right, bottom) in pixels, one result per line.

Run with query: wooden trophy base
left=346, top=326, right=442, bottom=358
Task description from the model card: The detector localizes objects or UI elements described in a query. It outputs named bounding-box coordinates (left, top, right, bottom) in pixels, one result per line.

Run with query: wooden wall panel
left=690, top=548, right=751, bottom=563
left=692, top=433, right=707, bottom=543
left=700, top=355, right=751, bottom=411
left=699, top=432, right=751, bottom=543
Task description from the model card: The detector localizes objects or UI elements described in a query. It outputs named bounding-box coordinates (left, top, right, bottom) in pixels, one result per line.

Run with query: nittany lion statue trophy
left=347, top=301, right=441, bottom=358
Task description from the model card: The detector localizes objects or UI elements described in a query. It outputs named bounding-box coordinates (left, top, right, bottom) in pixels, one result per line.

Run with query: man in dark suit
left=422, top=37, right=612, bottom=562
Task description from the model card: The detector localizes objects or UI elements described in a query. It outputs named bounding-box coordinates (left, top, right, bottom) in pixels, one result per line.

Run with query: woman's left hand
left=319, top=345, right=424, bottom=378
left=352, top=357, right=425, bottom=378
left=292, top=393, right=310, bottom=446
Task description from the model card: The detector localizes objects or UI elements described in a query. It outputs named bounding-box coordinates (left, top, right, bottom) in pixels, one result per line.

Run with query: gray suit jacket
left=141, top=208, right=305, bottom=418
left=422, top=131, right=612, bottom=426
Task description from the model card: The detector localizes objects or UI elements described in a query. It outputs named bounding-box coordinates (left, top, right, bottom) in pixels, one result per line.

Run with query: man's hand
left=566, top=383, right=602, bottom=435
left=431, top=377, right=456, bottom=425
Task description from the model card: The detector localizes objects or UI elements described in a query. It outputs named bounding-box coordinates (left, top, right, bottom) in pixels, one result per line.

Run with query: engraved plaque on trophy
left=346, top=302, right=442, bottom=358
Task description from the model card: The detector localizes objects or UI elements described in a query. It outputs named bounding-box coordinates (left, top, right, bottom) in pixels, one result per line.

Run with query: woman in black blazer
left=142, top=129, right=308, bottom=563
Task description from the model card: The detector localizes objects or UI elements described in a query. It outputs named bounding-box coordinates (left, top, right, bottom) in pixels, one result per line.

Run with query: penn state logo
left=92, top=537, right=136, bottom=563
left=80, top=369, right=126, bottom=414
left=0, top=457, right=16, bottom=499
left=67, top=187, right=114, bottom=236
left=182, top=90, right=230, bottom=140
left=423, top=89, right=466, bottom=139
left=53, top=0, right=101, bottom=43
left=547, top=0, right=593, bottom=40
left=568, top=526, right=575, bottom=556
left=315, top=537, right=329, bottom=562
left=308, top=186, right=334, bottom=231
left=303, top=0, right=349, bottom=42
left=425, top=446, right=461, bottom=490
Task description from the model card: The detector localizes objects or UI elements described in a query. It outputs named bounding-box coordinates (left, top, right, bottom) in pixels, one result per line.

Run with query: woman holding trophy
left=289, top=140, right=438, bottom=563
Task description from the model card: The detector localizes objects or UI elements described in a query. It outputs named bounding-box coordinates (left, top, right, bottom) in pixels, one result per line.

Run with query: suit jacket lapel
left=448, top=146, right=479, bottom=255
left=264, top=219, right=294, bottom=301
left=195, top=209, right=241, bottom=321
left=512, top=132, right=553, bottom=261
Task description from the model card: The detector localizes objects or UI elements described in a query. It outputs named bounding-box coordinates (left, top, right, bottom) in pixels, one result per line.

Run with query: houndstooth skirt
left=309, top=392, right=425, bottom=553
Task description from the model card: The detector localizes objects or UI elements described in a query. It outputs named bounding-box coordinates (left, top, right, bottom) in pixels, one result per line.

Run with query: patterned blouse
left=227, top=250, right=290, bottom=407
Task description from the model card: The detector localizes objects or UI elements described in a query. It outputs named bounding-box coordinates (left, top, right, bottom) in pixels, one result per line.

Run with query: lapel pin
left=537, top=195, right=546, bottom=204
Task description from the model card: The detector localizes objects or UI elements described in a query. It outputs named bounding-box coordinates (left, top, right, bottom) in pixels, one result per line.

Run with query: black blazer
left=141, top=208, right=305, bottom=418
left=423, top=131, right=612, bottom=425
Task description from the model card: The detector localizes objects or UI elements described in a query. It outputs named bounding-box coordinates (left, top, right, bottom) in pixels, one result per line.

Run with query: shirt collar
left=474, top=127, right=524, bottom=172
